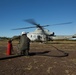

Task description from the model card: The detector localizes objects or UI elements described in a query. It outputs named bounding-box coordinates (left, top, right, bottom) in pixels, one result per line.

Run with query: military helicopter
left=12, top=19, right=72, bottom=42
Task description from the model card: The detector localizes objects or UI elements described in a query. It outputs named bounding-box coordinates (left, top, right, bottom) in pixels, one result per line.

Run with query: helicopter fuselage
left=27, top=28, right=54, bottom=41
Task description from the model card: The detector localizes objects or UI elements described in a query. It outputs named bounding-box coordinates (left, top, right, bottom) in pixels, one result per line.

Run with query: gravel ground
left=0, top=41, right=76, bottom=75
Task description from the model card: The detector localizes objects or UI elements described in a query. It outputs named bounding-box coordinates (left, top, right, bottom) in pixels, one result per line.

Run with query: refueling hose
left=0, top=45, right=69, bottom=60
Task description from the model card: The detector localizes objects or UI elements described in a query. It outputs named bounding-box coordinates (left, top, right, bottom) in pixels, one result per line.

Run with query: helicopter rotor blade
left=25, top=19, right=45, bottom=29
left=41, top=25, right=50, bottom=27
left=12, top=18, right=72, bottom=31
left=12, top=26, right=36, bottom=30
left=50, top=22, right=72, bottom=26
left=24, top=19, right=38, bottom=25
left=12, top=25, right=49, bottom=30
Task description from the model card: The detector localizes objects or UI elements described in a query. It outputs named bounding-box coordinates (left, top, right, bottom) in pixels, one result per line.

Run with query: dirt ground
left=0, top=41, right=76, bottom=75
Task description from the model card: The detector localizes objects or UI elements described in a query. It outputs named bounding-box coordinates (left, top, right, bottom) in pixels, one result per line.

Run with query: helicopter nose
left=50, top=32, right=55, bottom=36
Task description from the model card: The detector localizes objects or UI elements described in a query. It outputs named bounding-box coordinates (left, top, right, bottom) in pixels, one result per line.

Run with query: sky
left=0, top=0, right=76, bottom=37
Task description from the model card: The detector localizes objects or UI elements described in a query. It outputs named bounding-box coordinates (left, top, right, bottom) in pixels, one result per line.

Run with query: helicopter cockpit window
left=31, top=35, right=32, bottom=37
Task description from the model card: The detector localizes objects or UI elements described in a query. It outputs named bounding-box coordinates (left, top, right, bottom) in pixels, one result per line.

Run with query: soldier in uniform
left=18, top=31, right=30, bottom=56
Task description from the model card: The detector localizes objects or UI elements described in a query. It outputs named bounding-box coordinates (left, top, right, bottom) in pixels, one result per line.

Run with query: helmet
left=21, top=31, right=26, bottom=35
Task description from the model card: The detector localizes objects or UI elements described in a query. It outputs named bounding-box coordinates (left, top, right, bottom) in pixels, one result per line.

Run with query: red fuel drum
left=6, top=40, right=12, bottom=55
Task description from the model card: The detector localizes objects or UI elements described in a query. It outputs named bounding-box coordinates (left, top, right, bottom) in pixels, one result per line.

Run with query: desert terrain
left=0, top=40, right=76, bottom=75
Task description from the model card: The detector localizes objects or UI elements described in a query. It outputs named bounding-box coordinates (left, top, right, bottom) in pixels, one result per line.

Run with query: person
left=18, top=31, right=30, bottom=56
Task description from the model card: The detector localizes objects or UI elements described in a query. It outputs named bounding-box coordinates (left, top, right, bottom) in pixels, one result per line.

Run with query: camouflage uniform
left=18, top=34, right=30, bottom=56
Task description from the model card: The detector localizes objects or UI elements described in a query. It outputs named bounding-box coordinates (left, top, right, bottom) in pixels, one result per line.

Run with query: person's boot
left=25, top=50, right=29, bottom=56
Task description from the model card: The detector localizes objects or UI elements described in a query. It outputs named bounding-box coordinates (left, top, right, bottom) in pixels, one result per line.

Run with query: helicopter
left=12, top=19, right=72, bottom=42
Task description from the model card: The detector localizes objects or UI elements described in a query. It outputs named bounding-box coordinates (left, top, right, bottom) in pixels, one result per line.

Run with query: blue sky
left=0, top=0, right=76, bottom=37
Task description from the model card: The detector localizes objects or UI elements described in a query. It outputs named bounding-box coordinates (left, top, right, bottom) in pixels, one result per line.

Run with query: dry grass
left=0, top=40, right=76, bottom=75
